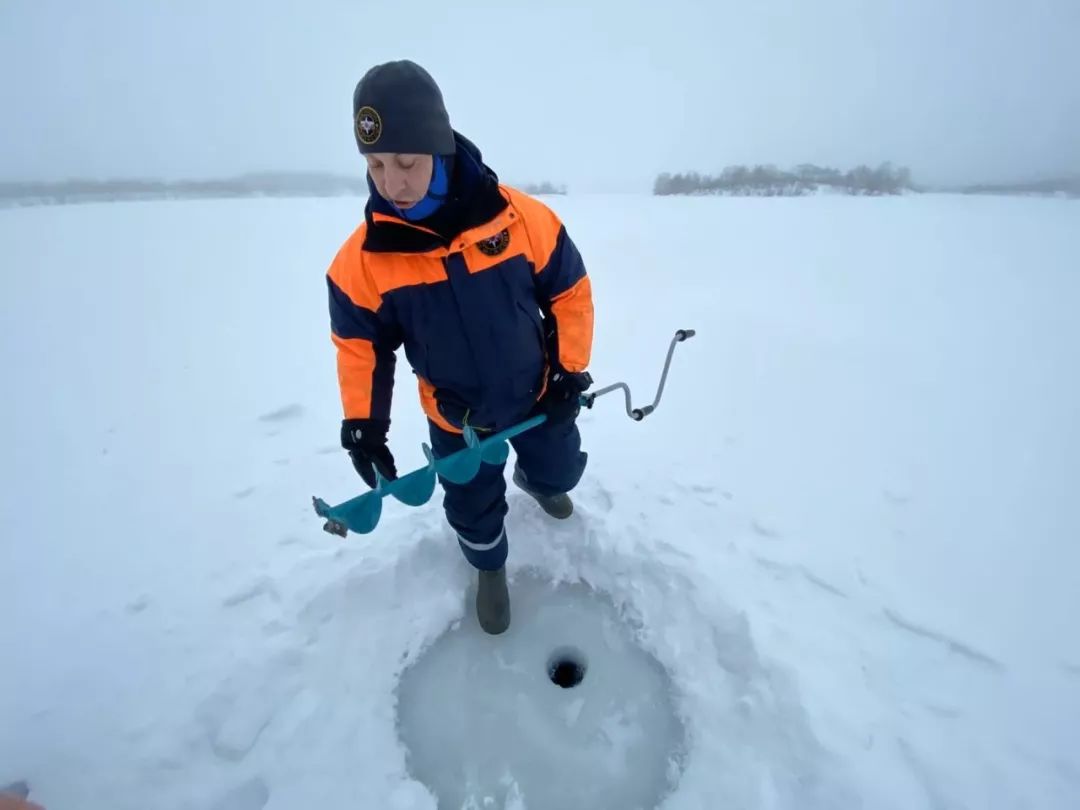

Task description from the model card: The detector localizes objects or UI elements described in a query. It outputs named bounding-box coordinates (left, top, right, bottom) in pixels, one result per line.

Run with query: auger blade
left=433, top=426, right=484, bottom=484
left=312, top=490, right=382, bottom=535
left=386, top=465, right=437, bottom=506
left=434, top=446, right=482, bottom=484
left=480, top=438, right=511, bottom=465
left=333, top=491, right=383, bottom=534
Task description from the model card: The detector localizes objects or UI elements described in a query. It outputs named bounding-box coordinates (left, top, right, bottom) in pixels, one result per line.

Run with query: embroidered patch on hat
left=477, top=229, right=510, bottom=256
left=355, top=106, right=382, bottom=146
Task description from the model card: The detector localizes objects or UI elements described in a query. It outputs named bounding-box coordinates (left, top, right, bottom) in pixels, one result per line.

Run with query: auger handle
left=584, top=328, right=695, bottom=420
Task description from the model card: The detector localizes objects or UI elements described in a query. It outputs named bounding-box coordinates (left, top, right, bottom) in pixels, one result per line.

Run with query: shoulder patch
left=477, top=228, right=511, bottom=256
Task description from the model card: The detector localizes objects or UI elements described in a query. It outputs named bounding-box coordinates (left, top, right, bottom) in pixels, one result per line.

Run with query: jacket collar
left=362, top=131, right=510, bottom=255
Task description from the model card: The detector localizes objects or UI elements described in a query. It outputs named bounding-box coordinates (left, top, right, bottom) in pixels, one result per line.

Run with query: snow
left=1, top=192, right=1078, bottom=809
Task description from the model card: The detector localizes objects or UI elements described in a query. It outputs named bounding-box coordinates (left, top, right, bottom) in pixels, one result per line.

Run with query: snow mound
left=395, top=570, right=686, bottom=809
left=130, top=486, right=853, bottom=810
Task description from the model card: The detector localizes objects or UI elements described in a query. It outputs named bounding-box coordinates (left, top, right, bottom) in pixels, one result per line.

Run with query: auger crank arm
left=581, top=328, right=695, bottom=420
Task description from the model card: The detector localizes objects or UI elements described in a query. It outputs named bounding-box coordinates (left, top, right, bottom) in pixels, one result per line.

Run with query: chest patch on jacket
left=477, top=229, right=511, bottom=256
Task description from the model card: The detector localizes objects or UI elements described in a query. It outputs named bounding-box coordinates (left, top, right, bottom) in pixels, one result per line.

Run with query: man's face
left=365, top=153, right=434, bottom=210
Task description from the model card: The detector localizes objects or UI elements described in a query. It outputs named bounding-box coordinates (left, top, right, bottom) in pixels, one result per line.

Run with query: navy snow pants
left=428, top=416, right=587, bottom=570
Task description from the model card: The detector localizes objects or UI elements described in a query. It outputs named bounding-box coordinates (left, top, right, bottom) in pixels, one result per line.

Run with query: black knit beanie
left=352, top=60, right=455, bottom=155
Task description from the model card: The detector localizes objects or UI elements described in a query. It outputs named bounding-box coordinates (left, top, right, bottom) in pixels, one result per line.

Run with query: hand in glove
left=539, top=368, right=593, bottom=425
left=341, top=418, right=397, bottom=489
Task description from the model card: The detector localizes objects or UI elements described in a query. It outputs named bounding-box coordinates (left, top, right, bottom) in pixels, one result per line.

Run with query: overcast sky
left=1, top=0, right=1077, bottom=191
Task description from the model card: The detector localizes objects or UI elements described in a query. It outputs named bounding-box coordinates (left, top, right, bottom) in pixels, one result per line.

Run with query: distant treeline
left=518, top=181, right=567, bottom=195
left=4, top=169, right=1075, bottom=208
left=0, top=172, right=368, bottom=207
left=654, top=163, right=913, bottom=196
left=0, top=173, right=574, bottom=208
left=952, top=176, right=1080, bottom=198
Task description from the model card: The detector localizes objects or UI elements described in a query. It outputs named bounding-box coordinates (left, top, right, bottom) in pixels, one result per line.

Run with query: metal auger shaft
left=312, top=327, right=696, bottom=537
left=581, top=328, right=695, bottom=420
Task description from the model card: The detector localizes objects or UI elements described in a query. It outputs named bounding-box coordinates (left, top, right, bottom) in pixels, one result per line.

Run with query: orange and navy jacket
left=326, top=133, right=593, bottom=435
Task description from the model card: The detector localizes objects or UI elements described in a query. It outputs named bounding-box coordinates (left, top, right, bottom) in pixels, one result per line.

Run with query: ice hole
left=547, top=646, right=587, bottom=688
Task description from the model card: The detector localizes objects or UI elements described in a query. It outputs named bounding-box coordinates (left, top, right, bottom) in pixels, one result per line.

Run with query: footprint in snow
left=258, top=403, right=304, bottom=423
left=922, top=702, right=963, bottom=720
left=883, top=608, right=1004, bottom=672
left=1060, top=661, right=1080, bottom=679
left=677, top=482, right=726, bottom=507
left=234, top=486, right=257, bottom=499
left=196, top=651, right=304, bottom=762
left=883, top=489, right=913, bottom=506
left=896, top=736, right=951, bottom=810
left=585, top=480, right=615, bottom=512
left=209, top=776, right=270, bottom=810
left=752, top=556, right=847, bottom=598
left=221, top=577, right=280, bottom=609
left=800, top=568, right=847, bottom=598
left=752, top=554, right=792, bottom=576
left=125, top=595, right=152, bottom=614
left=751, top=519, right=782, bottom=539
left=262, top=619, right=290, bottom=637
left=655, top=538, right=694, bottom=562
left=1054, top=758, right=1080, bottom=788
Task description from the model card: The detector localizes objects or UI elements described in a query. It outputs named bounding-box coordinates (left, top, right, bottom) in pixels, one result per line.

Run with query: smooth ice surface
left=1, top=193, right=1078, bottom=809
left=395, top=571, right=685, bottom=809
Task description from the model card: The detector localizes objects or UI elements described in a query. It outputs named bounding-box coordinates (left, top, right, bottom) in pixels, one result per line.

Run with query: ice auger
left=312, top=328, right=696, bottom=537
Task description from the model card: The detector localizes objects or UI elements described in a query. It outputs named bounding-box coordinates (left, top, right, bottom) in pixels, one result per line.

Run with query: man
left=326, top=60, right=595, bottom=634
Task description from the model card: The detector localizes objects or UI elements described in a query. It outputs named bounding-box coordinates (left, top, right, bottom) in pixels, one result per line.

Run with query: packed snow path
left=1, top=193, right=1078, bottom=809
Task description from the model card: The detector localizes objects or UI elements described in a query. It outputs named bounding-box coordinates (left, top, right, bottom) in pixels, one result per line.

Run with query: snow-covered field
left=1, top=191, right=1078, bottom=809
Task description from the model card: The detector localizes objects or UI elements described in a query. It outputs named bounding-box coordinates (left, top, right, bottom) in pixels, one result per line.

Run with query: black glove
left=341, top=418, right=397, bottom=489
left=539, top=368, right=593, bottom=425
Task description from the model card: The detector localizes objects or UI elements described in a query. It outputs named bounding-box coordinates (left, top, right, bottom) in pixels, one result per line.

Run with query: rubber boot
left=476, top=565, right=510, bottom=635
left=512, top=465, right=573, bottom=519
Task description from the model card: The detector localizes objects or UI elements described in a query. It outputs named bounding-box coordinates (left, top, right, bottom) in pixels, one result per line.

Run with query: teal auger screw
left=313, top=328, right=695, bottom=537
